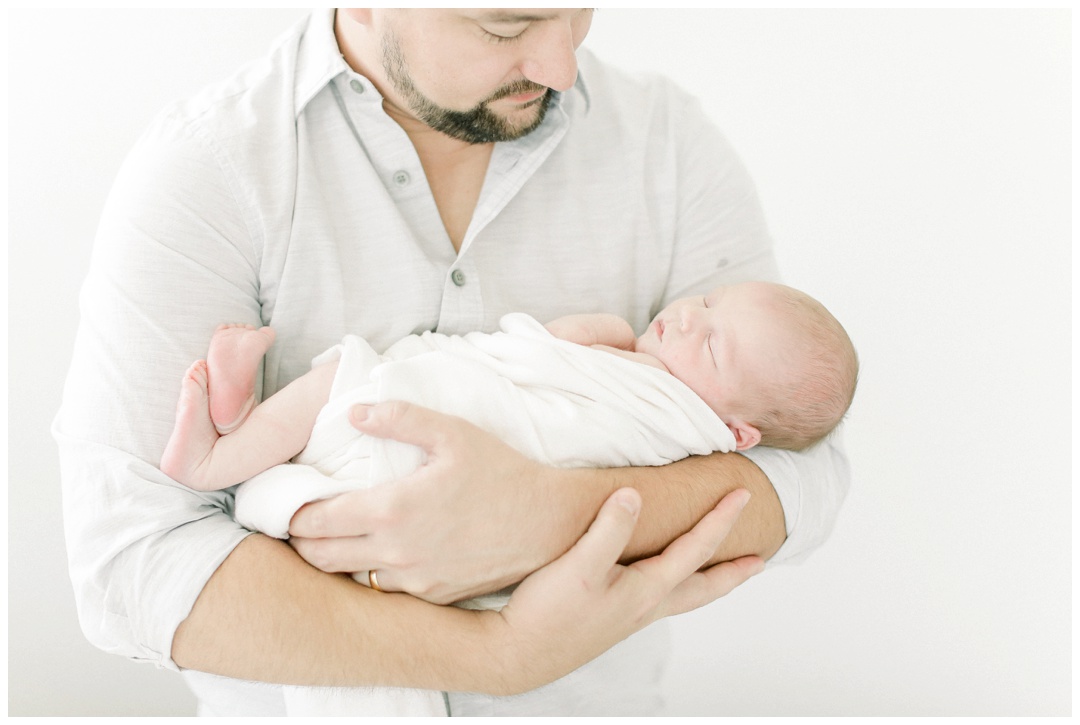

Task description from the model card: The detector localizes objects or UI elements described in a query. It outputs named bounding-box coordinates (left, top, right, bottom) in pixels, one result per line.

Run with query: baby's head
left=636, top=281, right=858, bottom=451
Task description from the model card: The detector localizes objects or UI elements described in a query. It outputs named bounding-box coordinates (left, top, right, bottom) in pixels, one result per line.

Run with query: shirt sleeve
left=663, top=94, right=781, bottom=300
left=663, top=93, right=852, bottom=564
left=52, top=112, right=265, bottom=669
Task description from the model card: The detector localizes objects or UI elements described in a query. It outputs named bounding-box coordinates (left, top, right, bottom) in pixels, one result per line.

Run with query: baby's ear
left=727, top=420, right=762, bottom=451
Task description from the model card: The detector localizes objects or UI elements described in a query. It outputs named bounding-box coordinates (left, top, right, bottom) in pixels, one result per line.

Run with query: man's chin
left=485, top=96, right=549, bottom=139
left=496, top=108, right=545, bottom=137
left=420, top=91, right=550, bottom=144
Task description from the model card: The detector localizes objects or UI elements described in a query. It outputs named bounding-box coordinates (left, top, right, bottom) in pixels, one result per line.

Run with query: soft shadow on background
left=8, top=9, right=1071, bottom=716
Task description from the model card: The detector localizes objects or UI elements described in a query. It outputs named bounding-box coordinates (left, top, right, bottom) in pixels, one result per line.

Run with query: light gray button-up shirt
left=54, top=10, right=849, bottom=715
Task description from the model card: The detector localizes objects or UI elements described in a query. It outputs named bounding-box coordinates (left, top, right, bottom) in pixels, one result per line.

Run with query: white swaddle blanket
left=233, top=312, right=735, bottom=716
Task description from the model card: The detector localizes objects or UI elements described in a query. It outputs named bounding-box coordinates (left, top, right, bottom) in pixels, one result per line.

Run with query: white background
left=8, top=8, right=1072, bottom=716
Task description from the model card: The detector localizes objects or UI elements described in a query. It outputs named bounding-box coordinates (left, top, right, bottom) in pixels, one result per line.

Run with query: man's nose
left=519, top=20, right=579, bottom=91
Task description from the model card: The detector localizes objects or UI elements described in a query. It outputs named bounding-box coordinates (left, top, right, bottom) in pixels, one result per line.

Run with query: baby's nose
left=679, top=306, right=699, bottom=330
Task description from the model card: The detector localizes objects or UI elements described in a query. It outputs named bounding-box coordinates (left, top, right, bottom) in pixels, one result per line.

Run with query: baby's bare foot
left=206, top=323, right=276, bottom=434
left=161, top=361, right=220, bottom=488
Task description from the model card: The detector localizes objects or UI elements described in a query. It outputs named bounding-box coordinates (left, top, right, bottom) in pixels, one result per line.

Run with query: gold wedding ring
left=368, top=569, right=383, bottom=592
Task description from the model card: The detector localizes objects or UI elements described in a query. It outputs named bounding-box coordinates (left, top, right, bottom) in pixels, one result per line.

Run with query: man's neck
left=333, top=10, right=493, bottom=252
left=414, top=138, right=494, bottom=253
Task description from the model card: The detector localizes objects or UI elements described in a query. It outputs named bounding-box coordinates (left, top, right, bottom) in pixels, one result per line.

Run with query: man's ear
left=338, top=9, right=373, bottom=26
left=727, top=420, right=762, bottom=451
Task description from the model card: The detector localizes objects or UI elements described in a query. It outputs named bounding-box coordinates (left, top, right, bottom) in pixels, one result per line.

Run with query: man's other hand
left=288, top=401, right=587, bottom=603
left=483, top=487, right=764, bottom=694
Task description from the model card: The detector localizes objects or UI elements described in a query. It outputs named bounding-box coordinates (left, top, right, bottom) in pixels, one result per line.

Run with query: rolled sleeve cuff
left=57, top=432, right=254, bottom=671
left=738, top=427, right=851, bottom=566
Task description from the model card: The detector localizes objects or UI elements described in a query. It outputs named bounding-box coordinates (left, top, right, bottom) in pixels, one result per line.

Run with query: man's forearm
left=171, top=491, right=765, bottom=697
left=549, top=452, right=785, bottom=566
left=172, top=534, right=509, bottom=693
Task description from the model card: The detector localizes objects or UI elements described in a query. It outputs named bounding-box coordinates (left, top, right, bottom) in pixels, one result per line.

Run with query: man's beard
left=381, top=30, right=552, bottom=144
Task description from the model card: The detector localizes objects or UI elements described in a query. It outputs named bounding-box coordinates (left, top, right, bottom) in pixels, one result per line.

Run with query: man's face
left=376, top=9, right=594, bottom=144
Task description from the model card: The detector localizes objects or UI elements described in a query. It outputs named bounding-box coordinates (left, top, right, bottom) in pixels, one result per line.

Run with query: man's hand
left=483, top=486, right=765, bottom=693
left=289, top=401, right=591, bottom=604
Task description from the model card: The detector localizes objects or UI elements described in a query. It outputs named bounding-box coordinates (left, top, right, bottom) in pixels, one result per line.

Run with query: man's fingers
left=558, top=488, right=641, bottom=587
left=349, top=400, right=463, bottom=451
left=289, top=488, right=383, bottom=538
left=634, top=488, right=751, bottom=589
left=658, top=555, right=765, bottom=618
left=289, top=533, right=382, bottom=574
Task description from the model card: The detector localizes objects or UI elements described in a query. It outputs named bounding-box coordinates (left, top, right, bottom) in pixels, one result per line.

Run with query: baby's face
left=636, top=283, right=782, bottom=419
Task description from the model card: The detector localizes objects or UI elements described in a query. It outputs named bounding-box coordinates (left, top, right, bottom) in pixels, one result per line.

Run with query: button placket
left=438, top=258, right=484, bottom=335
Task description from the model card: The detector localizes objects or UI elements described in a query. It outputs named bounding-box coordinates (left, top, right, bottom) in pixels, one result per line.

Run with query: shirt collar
left=570, top=58, right=592, bottom=114
left=293, top=10, right=351, bottom=117
left=293, top=9, right=591, bottom=120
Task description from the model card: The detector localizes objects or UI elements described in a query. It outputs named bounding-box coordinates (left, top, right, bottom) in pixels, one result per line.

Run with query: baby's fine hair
left=751, top=284, right=858, bottom=451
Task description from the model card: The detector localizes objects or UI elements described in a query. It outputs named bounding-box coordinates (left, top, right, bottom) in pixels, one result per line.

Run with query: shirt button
left=451, top=269, right=466, bottom=287
left=393, top=171, right=410, bottom=187
left=349, top=79, right=365, bottom=94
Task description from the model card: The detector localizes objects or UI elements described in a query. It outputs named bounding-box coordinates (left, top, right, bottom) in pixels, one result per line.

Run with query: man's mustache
left=486, top=80, right=550, bottom=102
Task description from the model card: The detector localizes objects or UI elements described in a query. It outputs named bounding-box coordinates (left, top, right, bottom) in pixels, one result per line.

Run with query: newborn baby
left=160, top=281, right=857, bottom=491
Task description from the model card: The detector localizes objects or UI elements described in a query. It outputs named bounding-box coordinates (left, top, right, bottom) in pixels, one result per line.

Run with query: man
left=55, top=9, right=848, bottom=715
